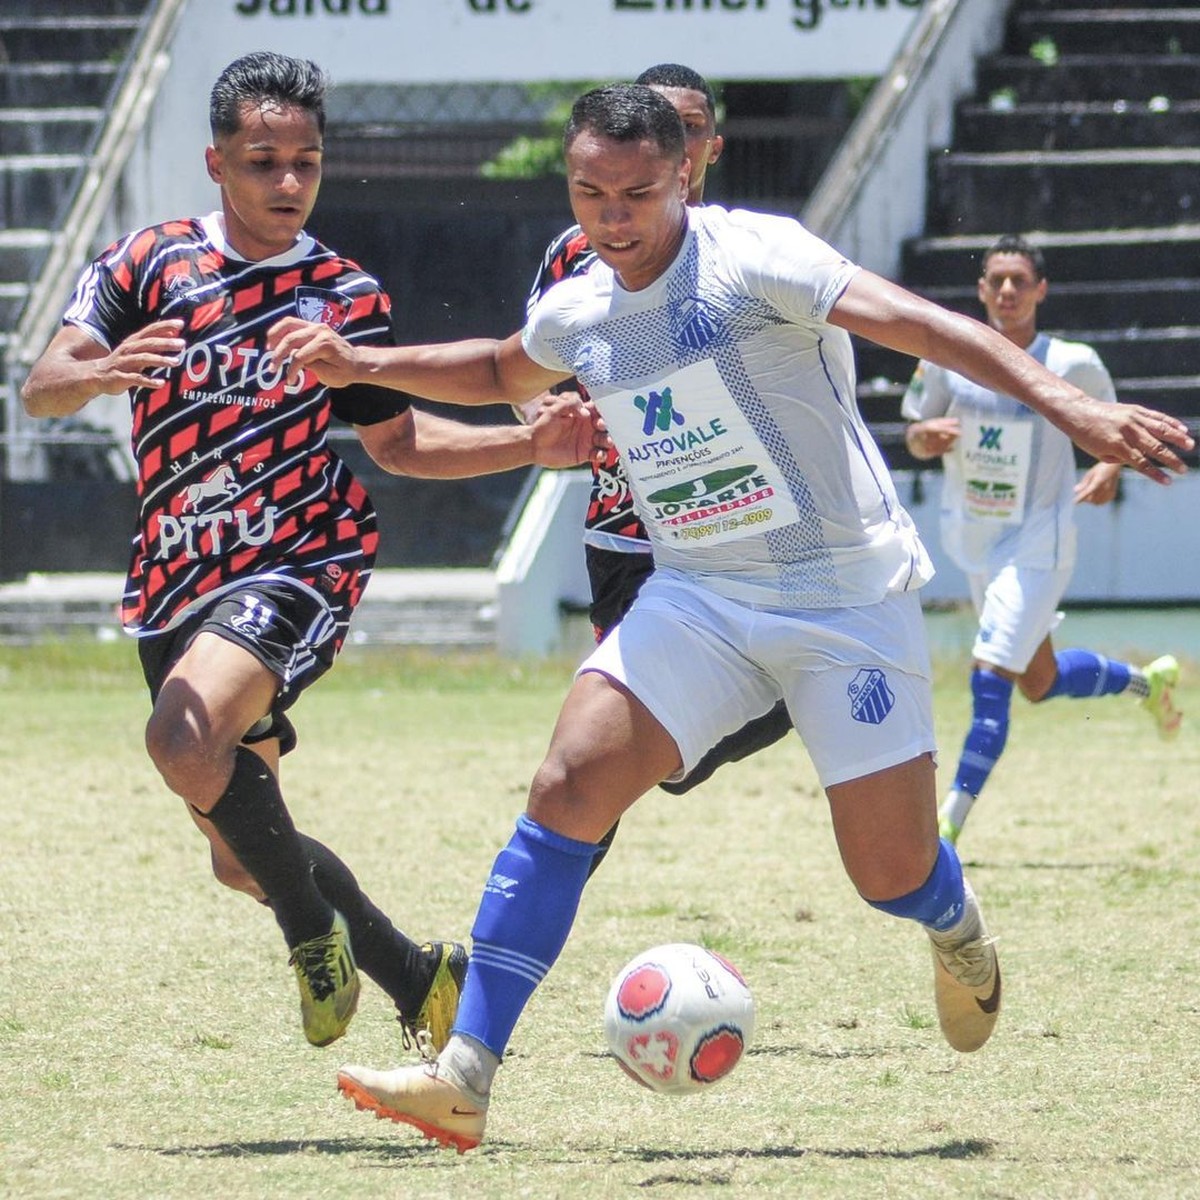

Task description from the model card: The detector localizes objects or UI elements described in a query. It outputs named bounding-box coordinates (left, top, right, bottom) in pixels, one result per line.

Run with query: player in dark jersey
left=524, top=65, right=793, bottom=831
left=20, top=52, right=598, bottom=1053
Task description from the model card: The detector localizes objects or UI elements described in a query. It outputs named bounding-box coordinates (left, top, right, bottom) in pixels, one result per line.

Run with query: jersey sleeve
left=61, top=232, right=148, bottom=350
left=1061, top=345, right=1118, bottom=406
left=520, top=311, right=573, bottom=374
left=730, top=210, right=860, bottom=328
left=328, top=285, right=412, bottom=426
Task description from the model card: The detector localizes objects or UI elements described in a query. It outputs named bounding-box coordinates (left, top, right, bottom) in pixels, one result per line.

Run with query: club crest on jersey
left=295, top=286, right=351, bottom=330
left=847, top=668, right=895, bottom=725
left=673, top=296, right=721, bottom=352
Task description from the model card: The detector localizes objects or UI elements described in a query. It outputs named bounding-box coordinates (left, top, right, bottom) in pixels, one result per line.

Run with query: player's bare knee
left=144, top=712, right=227, bottom=806
left=848, top=844, right=937, bottom=905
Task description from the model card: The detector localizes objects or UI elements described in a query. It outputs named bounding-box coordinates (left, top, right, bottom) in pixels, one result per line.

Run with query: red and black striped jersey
left=63, top=212, right=408, bottom=638
left=527, top=224, right=648, bottom=549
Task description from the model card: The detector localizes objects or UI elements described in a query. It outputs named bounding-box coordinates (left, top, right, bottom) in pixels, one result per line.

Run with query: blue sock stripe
left=1045, top=648, right=1132, bottom=699
left=959, top=748, right=998, bottom=771
left=469, top=946, right=550, bottom=988
left=470, top=941, right=552, bottom=978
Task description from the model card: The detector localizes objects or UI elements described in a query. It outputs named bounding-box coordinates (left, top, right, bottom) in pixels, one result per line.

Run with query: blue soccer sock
left=866, top=837, right=966, bottom=931
left=952, top=668, right=1013, bottom=799
left=453, top=813, right=599, bottom=1057
left=1041, top=648, right=1132, bottom=700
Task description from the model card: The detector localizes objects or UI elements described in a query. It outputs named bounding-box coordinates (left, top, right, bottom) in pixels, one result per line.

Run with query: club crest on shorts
left=848, top=667, right=894, bottom=725
left=295, top=286, right=351, bottom=330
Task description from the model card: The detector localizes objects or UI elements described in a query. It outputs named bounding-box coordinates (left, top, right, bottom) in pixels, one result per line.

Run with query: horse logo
left=181, top=463, right=237, bottom=513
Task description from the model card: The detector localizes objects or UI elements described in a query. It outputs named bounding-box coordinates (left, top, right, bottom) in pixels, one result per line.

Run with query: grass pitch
left=0, top=630, right=1197, bottom=1199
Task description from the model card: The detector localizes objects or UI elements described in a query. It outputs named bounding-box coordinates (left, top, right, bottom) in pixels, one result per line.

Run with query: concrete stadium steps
left=0, top=16, right=143, bottom=63
left=975, top=55, right=1200, bottom=105
left=903, top=227, right=1200, bottom=285
left=0, top=108, right=104, bottom=156
left=0, top=0, right=153, bottom=446
left=0, top=229, right=55, bottom=281
left=0, top=281, right=30, bottom=328
left=2, top=0, right=149, bottom=15
left=0, top=153, right=87, bottom=229
left=0, top=62, right=120, bottom=109
left=1009, top=8, right=1200, bottom=56
left=876, top=0, right=1200, bottom=475
left=928, top=148, right=1200, bottom=235
left=953, top=100, right=1200, bottom=154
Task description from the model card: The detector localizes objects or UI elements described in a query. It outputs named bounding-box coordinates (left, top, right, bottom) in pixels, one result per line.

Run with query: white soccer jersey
left=900, top=333, right=1117, bottom=574
left=522, top=206, right=933, bottom=609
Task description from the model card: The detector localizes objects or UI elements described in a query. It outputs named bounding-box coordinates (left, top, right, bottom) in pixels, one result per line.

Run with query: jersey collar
left=200, top=211, right=316, bottom=266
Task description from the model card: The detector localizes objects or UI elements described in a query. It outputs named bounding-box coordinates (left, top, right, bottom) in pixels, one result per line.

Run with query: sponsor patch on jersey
left=295, top=286, right=351, bottom=330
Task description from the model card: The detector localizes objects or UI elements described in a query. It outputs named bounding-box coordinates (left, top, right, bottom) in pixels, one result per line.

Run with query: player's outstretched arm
left=267, top=318, right=567, bottom=407
left=21, top=320, right=185, bottom=418
left=356, top=393, right=606, bottom=479
left=831, top=272, right=1193, bottom=483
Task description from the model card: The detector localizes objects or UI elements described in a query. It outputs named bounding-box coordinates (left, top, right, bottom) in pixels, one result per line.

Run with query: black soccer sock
left=659, top=698, right=793, bottom=796
left=585, top=819, right=621, bottom=880
left=202, top=746, right=334, bottom=948
left=300, top=834, right=432, bottom=1016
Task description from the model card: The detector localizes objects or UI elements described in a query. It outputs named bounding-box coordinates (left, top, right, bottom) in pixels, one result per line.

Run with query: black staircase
left=857, top=0, right=1200, bottom=469
left=0, top=1, right=152, bottom=341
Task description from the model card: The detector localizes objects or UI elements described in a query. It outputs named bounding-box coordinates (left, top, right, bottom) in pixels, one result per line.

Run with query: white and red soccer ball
left=603, top=943, right=755, bottom=1095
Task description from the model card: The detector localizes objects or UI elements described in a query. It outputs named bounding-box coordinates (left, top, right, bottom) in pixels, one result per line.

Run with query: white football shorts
left=579, top=568, right=936, bottom=790
left=968, top=563, right=1071, bottom=672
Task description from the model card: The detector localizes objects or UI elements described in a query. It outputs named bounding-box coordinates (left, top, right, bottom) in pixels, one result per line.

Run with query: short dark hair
left=635, top=63, right=718, bottom=125
left=981, top=234, right=1046, bottom=281
left=209, top=51, right=328, bottom=140
left=564, top=84, right=685, bottom=163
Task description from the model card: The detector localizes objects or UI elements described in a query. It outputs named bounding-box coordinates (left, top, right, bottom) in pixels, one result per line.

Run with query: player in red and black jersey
left=22, top=52, right=597, bottom=1052
left=524, top=65, right=793, bottom=807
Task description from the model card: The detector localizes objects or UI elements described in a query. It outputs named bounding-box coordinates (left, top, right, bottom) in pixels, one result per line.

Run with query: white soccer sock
left=929, top=878, right=983, bottom=947
left=940, top=788, right=976, bottom=832
left=1126, top=668, right=1150, bottom=700
left=439, top=1033, right=500, bottom=1099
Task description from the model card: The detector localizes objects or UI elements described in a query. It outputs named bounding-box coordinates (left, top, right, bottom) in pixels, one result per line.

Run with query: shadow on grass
left=116, top=1138, right=449, bottom=1160
left=616, top=1139, right=994, bottom=1164
left=958, top=858, right=1127, bottom=871
left=116, top=1136, right=995, bottom=1165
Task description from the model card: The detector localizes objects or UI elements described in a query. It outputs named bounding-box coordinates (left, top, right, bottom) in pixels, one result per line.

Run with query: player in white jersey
left=902, top=235, right=1182, bottom=844
left=267, top=87, right=1192, bottom=1151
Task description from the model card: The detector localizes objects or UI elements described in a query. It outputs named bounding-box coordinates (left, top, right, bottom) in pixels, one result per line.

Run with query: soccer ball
left=603, top=943, right=755, bottom=1095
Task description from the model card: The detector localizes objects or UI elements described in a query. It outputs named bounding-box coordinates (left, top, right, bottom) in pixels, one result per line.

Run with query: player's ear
left=205, top=144, right=222, bottom=185
left=707, top=133, right=725, bottom=166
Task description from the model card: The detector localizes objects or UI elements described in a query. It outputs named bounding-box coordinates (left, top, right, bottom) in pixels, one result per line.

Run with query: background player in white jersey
left=268, top=86, right=1192, bottom=1151
left=20, top=52, right=599, bottom=1054
left=902, top=235, right=1182, bottom=845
